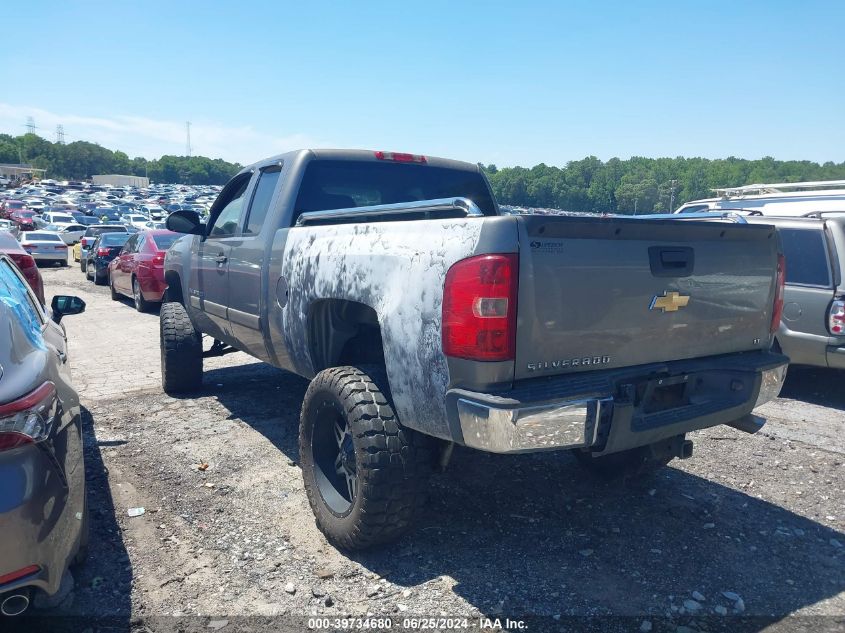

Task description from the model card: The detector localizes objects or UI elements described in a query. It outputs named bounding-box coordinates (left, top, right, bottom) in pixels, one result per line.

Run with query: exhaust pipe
left=727, top=413, right=766, bottom=435
left=1, top=588, right=31, bottom=617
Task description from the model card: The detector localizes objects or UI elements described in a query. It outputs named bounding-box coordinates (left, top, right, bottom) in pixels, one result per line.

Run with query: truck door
left=226, top=163, right=283, bottom=360
left=776, top=225, right=836, bottom=365
left=188, top=172, right=253, bottom=342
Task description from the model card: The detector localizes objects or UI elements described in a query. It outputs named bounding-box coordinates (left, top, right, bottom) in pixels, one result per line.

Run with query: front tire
left=80, top=257, right=87, bottom=272
left=299, top=366, right=432, bottom=550
left=159, top=302, right=202, bottom=394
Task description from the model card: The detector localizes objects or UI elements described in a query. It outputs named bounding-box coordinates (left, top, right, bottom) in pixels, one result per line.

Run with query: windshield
left=100, top=233, right=130, bottom=246
left=150, top=233, right=180, bottom=250
left=27, top=232, right=63, bottom=241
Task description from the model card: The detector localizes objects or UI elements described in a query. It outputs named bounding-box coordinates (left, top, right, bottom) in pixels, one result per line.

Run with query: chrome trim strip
left=202, top=300, right=227, bottom=320
left=456, top=396, right=611, bottom=454
left=228, top=307, right=260, bottom=330
left=295, top=197, right=484, bottom=226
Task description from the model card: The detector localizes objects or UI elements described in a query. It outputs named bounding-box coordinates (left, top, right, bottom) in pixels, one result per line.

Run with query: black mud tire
left=93, top=268, right=106, bottom=285
left=299, top=366, right=433, bottom=550
left=572, top=435, right=682, bottom=480
left=159, top=302, right=202, bottom=394
left=132, top=276, right=151, bottom=313
left=109, top=274, right=120, bottom=301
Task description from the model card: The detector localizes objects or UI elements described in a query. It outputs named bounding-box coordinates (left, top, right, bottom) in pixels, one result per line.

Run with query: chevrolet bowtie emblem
left=650, top=291, right=690, bottom=312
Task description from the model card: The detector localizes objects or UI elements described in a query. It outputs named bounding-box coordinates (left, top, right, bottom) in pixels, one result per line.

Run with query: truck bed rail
left=295, top=197, right=485, bottom=226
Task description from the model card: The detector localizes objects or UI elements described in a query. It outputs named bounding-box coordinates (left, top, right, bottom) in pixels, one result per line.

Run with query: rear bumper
left=446, top=351, right=788, bottom=454
left=138, top=271, right=166, bottom=301
left=828, top=345, right=845, bottom=370
left=30, top=253, right=66, bottom=262
left=0, top=437, right=85, bottom=597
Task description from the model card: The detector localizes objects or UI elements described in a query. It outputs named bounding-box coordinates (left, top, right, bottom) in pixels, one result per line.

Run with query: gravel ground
left=15, top=260, right=845, bottom=633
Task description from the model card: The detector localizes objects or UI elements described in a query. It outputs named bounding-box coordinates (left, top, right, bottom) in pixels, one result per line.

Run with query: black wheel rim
left=312, top=403, right=357, bottom=516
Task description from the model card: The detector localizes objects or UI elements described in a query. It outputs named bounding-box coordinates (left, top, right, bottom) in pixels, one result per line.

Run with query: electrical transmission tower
left=185, top=121, right=192, bottom=157
left=55, top=125, right=65, bottom=144
left=26, top=117, right=36, bottom=134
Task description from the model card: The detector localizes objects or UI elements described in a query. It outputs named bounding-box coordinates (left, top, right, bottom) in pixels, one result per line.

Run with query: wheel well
left=164, top=271, right=184, bottom=304
left=307, top=300, right=384, bottom=372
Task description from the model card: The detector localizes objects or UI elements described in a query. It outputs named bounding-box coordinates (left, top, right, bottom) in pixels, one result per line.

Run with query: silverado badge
left=650, top=291, right=690, bottom=313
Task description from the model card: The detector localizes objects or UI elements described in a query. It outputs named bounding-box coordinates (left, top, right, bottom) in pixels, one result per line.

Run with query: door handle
left=215, top=253, right=227, bottom=264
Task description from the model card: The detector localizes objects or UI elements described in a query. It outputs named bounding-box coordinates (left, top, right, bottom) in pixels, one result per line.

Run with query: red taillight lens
left=97, top=247, right=110, bottom=256
left=0, top=382, right=57, bottom=452
left=829, top=298, right=845, bottom=335
left=771, top=254, right=785, bottom=335
left=374, top=151, right=427, bottom=163
left=152, top=253, right=165, bottom=265
left=8, top=252, right=35, bottom=271
left=442, top=254, right=518, bottom=361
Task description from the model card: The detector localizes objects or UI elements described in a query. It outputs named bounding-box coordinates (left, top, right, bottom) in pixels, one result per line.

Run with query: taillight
left=7, top=253, right=35, bottom=271
left=770, top=254, right=785, bottom=335
left=830, top=299, right=845, bottom=335
left=0, top=382, right=57, bottom=451
left=97, top=247, right=110, bottom=256
left=152, top=253, right=165, bottom=265
left=442, top=254, right=518, bottom=361
left=374, top=151, right=427, bottom=163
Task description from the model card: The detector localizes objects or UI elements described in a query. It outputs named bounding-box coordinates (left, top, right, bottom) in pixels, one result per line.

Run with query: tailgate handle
left=649, top=246, right=694, bottom=277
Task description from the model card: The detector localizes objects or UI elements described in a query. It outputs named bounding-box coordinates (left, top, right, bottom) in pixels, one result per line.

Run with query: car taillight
left=442, top=254, right=518, bottom=361
left=770, top=254, right=785, bottom=335
left=0, top=382, right=57, bottom=451
left=374, top=151, right=427, bottom=163
left=97, top=247, right=110, bottom=256
left=7, top=252, right=35, bottom=271
left=830, top=298, right=845, bottom=335
left=152, top=252, right=165, bottom=265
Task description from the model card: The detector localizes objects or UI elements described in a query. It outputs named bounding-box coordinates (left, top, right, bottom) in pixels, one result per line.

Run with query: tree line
left=0, top=133, right=242, bottom=185
left=3, top=132, right=843, bottom=210
left=483, top=156, right=845, bottom=213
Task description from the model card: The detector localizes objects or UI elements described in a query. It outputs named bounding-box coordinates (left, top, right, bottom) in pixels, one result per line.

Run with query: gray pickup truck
left=161, top=149, right=788, bottom=549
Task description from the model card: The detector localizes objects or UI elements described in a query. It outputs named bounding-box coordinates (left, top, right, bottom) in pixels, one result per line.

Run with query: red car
left=108, top=230, right=180, bottom=311
left=10, top=210, right=38, bottom=232
left=0, top=230, right=45, bottom=304
left=0, top=199, right=27, bottom=220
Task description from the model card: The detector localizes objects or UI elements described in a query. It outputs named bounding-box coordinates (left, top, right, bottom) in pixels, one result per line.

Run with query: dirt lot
left=21, top=259, right=845, bottom=632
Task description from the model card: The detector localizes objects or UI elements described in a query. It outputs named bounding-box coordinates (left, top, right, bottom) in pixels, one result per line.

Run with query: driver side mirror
left=166, top=210, right=205, bottom=236
left=51, top=295, right=86, bottom=323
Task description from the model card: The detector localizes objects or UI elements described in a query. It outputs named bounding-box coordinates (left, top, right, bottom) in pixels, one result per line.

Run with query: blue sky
left=2, top=1, right=843, bottom=166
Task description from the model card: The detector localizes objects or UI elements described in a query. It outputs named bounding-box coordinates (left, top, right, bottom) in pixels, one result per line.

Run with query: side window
left=779, top=228, right=832, bottom=287
left=0, top=259, right=44, bottom=345
left=243, top=165, right=282, bottom=235
left=209, top=174, right=252, bottom=237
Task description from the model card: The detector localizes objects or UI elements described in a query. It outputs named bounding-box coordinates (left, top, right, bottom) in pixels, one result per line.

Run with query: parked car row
left=76, top=227, right=180, bottom=312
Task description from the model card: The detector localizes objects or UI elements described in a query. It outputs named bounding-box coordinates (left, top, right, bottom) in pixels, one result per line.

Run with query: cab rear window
left=779, top=228, right=832, bottom=287
left=293, top=160, right=496, bottom=224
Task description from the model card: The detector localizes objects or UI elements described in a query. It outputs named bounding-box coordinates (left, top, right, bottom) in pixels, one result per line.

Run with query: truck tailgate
left=515, top=215, right=779, bottom=381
